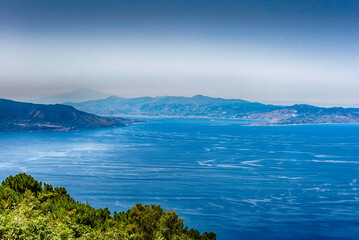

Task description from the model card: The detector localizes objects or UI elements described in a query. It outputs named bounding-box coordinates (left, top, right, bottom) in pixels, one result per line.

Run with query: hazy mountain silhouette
left=36, top=88, right=112, bottom=104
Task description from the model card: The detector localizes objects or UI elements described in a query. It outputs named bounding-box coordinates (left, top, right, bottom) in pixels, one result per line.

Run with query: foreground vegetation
left=0, top=173, right=215, bottom=239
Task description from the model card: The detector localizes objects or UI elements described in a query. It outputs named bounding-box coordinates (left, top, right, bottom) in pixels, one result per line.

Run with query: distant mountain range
left=35, top=88, right=112, bottom=104
left=66, top=95, right=359, bottom=125
left=0, top=99, right=132, bottom=132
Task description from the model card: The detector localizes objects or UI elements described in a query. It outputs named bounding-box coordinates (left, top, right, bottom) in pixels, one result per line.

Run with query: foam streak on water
left=0, top=119, right=359, bottom=239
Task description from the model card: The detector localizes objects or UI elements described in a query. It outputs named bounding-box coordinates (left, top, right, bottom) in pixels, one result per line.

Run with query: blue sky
left=0, top=0, right=358, bottom=106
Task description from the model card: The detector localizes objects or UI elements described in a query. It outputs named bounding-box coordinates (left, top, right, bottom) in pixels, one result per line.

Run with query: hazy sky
left=0, top=0, right=358, bottom=106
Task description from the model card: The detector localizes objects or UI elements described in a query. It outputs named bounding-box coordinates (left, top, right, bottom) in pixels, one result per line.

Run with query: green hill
left=0, top=173, right=215, bottom=239
left=0, top=99, right=133, bottom=132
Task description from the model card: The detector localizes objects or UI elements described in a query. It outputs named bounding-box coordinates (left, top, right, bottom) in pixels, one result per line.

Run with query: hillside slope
left=0, top=99, right=131, bottom=132
left=0, top=173, right=215, bottom=239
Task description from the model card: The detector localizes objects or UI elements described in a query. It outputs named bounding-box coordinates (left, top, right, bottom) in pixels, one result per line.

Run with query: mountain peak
left=192, top=94, right=210, bottom=99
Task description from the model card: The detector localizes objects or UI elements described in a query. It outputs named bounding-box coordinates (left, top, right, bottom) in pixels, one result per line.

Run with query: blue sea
left=1, top=119, right=359, bottom=239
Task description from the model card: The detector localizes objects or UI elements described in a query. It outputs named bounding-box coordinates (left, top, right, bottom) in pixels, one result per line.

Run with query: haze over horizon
left=1, top=0, right=358, bottom=106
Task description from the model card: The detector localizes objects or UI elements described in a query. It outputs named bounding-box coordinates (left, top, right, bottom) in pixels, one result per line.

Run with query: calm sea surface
left=1, top=119, right=359, bottom=239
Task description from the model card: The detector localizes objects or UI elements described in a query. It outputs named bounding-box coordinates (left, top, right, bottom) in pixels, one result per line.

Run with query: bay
left=1, top=119, right=359, bottom=239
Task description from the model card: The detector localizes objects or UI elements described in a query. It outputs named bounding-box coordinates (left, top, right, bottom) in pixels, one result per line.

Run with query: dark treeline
left=0, top=173, right=216, bottom=239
